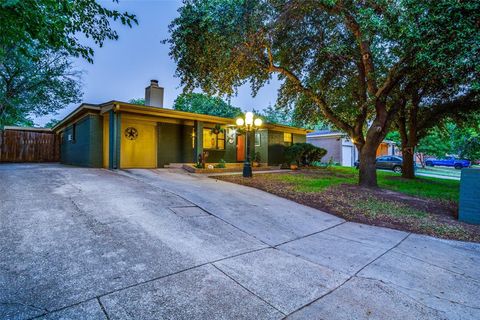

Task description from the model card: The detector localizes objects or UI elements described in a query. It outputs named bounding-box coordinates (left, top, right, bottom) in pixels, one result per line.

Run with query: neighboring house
left=52, top=80, right=308, bottom=169
left=307, top=130, right=396, bottom=167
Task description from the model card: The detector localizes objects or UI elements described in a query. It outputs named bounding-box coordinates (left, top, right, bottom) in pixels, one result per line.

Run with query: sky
left=35, top=0, right=281, bottom=126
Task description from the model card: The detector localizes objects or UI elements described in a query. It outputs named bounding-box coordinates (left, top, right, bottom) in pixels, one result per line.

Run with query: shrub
left=285, top=143, right=327, bottom=166
left=214, top=159, right=226, bottom=168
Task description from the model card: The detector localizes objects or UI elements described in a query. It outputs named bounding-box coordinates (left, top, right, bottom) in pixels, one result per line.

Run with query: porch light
left=235, top=111, right=263, bottom=177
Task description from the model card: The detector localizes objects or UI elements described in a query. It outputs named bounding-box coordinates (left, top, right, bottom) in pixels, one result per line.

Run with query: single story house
left=53, top=80, right=308, bottom=169
left=307, top=130, right=397, bottom=167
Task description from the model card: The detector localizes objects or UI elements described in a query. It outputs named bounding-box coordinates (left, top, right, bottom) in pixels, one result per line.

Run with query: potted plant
left=285, top=143, right=301, bottom=170
left=252, top=152, right=261, bottom=167
left=214, top=159, right=227, bottom=168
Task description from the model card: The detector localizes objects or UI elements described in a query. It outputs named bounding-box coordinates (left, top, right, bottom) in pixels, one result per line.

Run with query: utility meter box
left=459, top=168, right=480, bottom=224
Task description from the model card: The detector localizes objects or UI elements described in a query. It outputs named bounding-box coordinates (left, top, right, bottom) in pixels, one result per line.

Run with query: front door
left=120, top=119, right=157, bottom=168
left=236, top=135, right=245, bottom=161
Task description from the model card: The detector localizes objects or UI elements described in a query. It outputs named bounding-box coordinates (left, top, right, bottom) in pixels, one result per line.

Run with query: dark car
left=354, top=156, right=404, bottom=173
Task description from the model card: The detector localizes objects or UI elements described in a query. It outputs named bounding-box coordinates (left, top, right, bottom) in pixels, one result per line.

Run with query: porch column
left=193, top=120, right=203, bottom=163
left=108, top=109, right=121, bottom=169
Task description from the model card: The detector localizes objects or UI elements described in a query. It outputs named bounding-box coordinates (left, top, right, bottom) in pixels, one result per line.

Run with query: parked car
left=424, top=156, right=471, bottom=169
left=354, top=156, right=405, bottom=173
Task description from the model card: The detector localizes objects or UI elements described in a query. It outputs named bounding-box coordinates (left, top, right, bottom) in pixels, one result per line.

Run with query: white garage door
left=342, top=146, right=353, bottom=167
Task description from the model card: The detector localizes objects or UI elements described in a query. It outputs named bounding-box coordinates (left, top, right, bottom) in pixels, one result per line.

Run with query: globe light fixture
left=235, top=112, right=263, bottom=177
left=254, top=118, right=263, bottom=127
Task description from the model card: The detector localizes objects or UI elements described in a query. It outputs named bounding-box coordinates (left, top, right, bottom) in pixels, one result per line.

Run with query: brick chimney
left=145, top=80, right=164, bottom=108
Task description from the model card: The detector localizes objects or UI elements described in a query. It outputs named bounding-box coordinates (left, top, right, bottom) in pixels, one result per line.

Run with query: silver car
left=354, top=156, right=404, bottom=173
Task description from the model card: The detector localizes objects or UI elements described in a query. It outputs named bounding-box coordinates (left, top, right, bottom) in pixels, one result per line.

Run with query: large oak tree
left=166, top=0, right=479, bottom=187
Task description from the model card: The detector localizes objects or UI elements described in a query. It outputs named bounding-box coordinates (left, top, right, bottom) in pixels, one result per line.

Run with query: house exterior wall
left=293, top=133, right=306, bottom=144
left=267, top=130, right=286, bottom=165
left=307, top=136, right=342, bottom=164
left=157, top=122, right=184, bottom=167
left=60, top=114, right=103, bottom=167
left=253, top=129, right=269, bottom=165
left=60, top=110, right=307, bottom=168
left=181, top=125, right=195, bottom=163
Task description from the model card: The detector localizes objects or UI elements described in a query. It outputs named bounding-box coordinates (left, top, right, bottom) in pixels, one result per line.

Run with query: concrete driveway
left=1, top=164, right=479, bottom=320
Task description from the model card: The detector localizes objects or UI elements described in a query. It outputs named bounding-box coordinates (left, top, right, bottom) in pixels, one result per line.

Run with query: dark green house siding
left=157, top=123, right=184, bottom=167
left=60, top=115, right=103, bottom=167
left=267, top=130, right=286, bottom=165
left=293, top=133, right=306, bottom=144
left=181, top=125, right=195, bottom=163
left=253, top=129, right=268, bottom=164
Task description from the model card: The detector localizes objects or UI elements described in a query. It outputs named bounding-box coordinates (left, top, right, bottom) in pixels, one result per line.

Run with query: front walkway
left=1, top=164, right=479, bottom=319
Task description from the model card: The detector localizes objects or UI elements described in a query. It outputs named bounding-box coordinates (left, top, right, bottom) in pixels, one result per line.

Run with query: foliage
left=0, top=47, right=82, bottom=126
left=129, top=98, right=145, bottom=105
left=0, top=0, right=137, bottom=63
left=173, top=93, right=242, bottom=118
left=166, top=0, right=480, bottom=186
left=45, top=119, right=60, bottom=128
left=214, top=159, right=226, bottom=168
left=418, top=118, right=480, bottom=160
left=211, top=124, right=224, bottom=135
left=285, top=143, right=327, bottom=166
left=254, top=105, right=298, bottom=127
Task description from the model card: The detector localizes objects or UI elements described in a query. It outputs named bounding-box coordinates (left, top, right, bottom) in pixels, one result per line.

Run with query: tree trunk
left=358, top=142, right=379, bottom=188
left=399, top=126, right=416, bottom=179
left=402, top=150, right=415, bottom=179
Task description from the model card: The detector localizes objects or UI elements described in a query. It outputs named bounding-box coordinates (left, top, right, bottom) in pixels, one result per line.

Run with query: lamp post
left=236, top=112, right=263, bottom=177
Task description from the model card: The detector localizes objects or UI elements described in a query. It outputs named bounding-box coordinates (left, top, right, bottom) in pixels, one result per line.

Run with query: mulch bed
left=214, top=172, right=480, bottom=243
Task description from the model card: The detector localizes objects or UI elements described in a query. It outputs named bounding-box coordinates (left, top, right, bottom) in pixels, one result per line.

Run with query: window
left=67, top=123, right=76, bottom=142
left=284, top=132, right=293, bottom=146
left=255, top=132, right=261, bottom=146
left=203, top=128, right=225, bottom=150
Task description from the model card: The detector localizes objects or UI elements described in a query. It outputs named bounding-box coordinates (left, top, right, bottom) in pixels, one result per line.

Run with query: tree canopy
left=0, top=47, right=82, bottom=127
left=0, top=0, right=137, bottom=126
left=0, top=0, right=137, bottom=63
left=166, top=0, right=480, bottom=186
left=128, top=98, right=146, bottom=105
left=417, top=116, right=480, bottom=161
left=173, top=92, right=243, bottom=118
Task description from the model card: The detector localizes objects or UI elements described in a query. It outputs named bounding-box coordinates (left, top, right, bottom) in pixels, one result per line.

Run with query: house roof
left=307, top=130, right=345, bottom=138
left=53, top=101, right=311, bottom=135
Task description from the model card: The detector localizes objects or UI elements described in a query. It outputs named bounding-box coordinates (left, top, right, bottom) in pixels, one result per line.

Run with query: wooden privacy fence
left=0, top=129, right=60, bottom=162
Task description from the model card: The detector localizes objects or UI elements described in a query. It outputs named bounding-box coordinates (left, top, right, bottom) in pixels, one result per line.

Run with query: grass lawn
left=416, top=166, right=462, bottom=179
left=277, top=166, right=460, bottom=202
left=215, top=166, right=479, bottom=242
